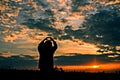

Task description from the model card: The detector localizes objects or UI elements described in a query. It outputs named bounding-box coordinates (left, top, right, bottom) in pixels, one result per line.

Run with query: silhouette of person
left=38, top=37, right=57, bottom=72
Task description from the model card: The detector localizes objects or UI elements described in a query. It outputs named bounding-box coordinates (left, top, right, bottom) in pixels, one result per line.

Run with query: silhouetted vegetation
left=0, top=69, right=120, bottom=80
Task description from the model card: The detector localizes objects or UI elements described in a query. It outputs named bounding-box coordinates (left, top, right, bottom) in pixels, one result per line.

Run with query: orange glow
left=92, top=65, right=100, bottom=69
left=57, top=40, right=98, bottom=55
left=57, top=57, right=120, bottom=72
left=57, top=63, right=120, bottom=72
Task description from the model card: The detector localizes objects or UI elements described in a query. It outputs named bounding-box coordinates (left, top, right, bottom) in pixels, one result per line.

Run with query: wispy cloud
left=56, top=40, right=98, bottom=55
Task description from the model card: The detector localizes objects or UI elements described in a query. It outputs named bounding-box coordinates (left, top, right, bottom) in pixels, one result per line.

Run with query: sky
left=0, top=0, right=120, bottom=72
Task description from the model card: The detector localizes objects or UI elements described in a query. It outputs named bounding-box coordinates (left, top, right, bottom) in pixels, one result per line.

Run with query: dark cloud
left=37, top=0, right=48, bottom=7
left=22, top=18, right=64, bottom=39
left=0, top=55, right=38, bottom=70
left=0, top=53, right=120, bottom=69
left=62, top=1, right=120, bottom=43
left=54, top=54, right=120, bottom=66
left=81, top=4, right=120, bottom=47
left=64, top=25, right=85, bottom=39
left=71, top=0, right=88, bottom=12
left=6, top=1, right=20, bottom=7
left=59, top=35, right=72, bottom=40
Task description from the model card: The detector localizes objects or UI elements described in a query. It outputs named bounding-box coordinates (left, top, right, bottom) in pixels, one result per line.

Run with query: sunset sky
left=0, top=0, right=120, bottom=72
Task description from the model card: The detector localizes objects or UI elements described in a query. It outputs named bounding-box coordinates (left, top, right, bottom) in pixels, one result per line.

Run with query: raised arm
left=38, top=37, right=48, bottom=50
left=50, top=37, right=57, bottom=50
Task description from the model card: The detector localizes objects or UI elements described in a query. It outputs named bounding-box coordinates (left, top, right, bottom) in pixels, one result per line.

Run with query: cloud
left=0, top=52, right=12, bottom=57
left=54, top=54, right=120, bottom=66
left=0, top=0, right=99, bottom=42
left=1, top=52, right=119, bottom=70
left=0, top=55, right=38, bottom=70
left=0, top=39, right=39, bottom=56
left=81, top=2, right=120, bottom=47
left=56, top=40, right=98, bottom=55
left=1, top=0, right=119, bottom=48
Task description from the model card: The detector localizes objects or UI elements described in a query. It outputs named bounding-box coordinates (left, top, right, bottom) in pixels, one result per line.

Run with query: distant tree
left=54, top=66, right=64, bottom=72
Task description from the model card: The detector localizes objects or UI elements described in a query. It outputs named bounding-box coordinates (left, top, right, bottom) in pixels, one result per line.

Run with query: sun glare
left=92, top=65, right=99, bottom=69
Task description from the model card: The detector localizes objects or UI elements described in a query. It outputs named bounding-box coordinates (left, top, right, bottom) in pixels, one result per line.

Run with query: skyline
left=0, top=0, right=120, bottom=72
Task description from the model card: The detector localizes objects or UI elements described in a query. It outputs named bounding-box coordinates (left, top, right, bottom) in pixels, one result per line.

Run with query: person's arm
left=50, top=37, right=57, bottom=50
left=38, top=37, right=48, bottom=49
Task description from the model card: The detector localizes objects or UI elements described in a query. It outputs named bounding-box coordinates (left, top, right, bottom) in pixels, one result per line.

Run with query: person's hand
left=43, top=37, right=51, bottom=42
left=45, top=37, right=53, bottom=41
left=48, top=37, right=54, bottom=41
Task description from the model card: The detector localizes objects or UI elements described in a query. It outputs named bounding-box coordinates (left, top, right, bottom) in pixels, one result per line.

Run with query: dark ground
left=0, top=69, right=120, bottom=80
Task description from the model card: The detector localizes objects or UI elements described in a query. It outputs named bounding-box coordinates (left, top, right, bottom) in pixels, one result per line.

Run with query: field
left=0, top=69, right=120, bottom=80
